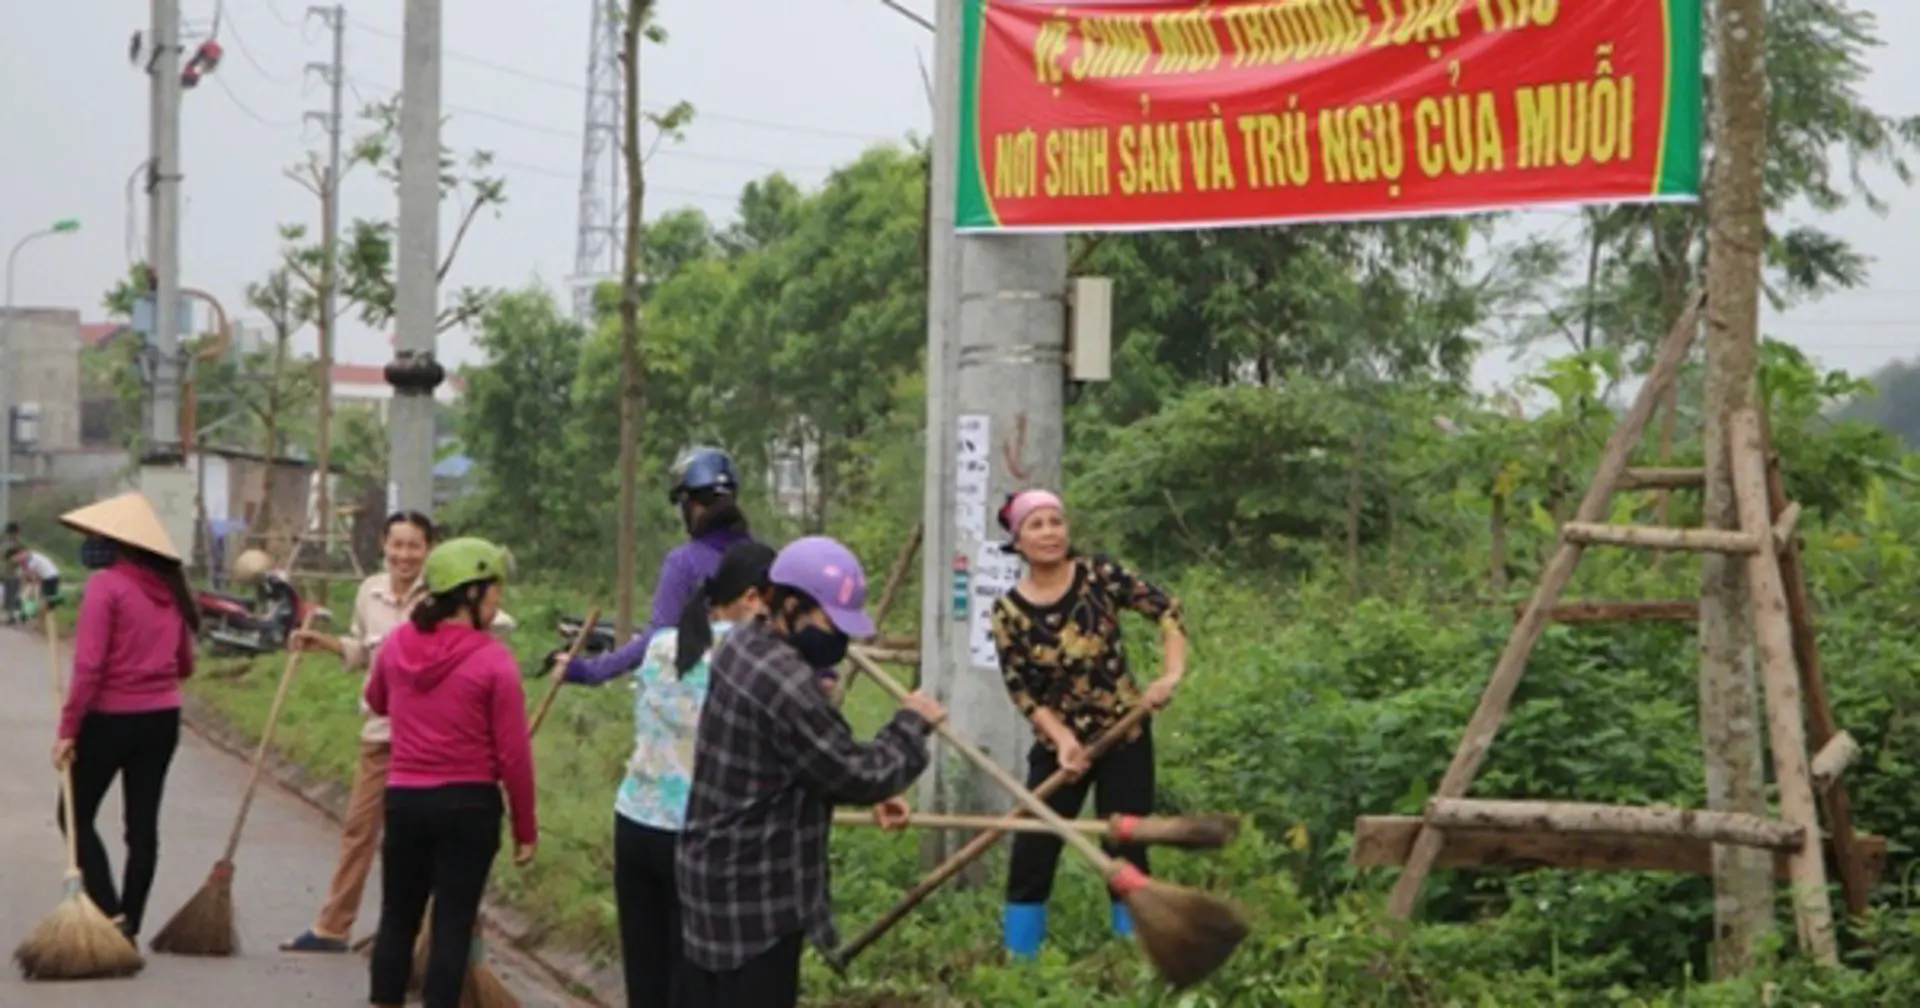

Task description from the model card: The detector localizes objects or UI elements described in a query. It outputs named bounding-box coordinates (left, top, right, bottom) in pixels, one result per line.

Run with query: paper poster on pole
left=954, top=414, right=991, bottom=541
left=968, top=545, right=1024, bottom=668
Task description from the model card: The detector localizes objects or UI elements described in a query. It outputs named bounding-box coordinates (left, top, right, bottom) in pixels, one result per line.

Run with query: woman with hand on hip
left=365, top=537, right=537, bottom=1008
left=988, top=489, right=1188, bottom=961
left=52, top=492, right=201, bottom=945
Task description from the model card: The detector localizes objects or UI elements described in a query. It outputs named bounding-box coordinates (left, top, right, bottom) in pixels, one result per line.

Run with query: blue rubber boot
left=1111, top=902, right=1135, bottom=939
left=1004, top=903, right=1047, bottom=961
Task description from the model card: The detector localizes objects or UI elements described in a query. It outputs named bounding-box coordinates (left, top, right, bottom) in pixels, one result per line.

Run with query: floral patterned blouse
left=613, top=621, right=734, bottom=832
left=989, top=553, right=1185, bottom=749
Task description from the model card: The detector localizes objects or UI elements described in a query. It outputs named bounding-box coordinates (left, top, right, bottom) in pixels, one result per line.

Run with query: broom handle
left=529, top=606, right=601, bottom=738
left=832, top=809, right=1116, bottom=838
left=830, top=672, right=1153, bottom=968
left=849, top=652, right=1119, bottom=873
left=44, top=607, right=84, bottom=874
left=221, top=614, right=318, bottom=862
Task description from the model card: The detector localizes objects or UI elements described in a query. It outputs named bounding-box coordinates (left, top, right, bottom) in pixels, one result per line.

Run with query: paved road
left=0, top=627, right=585, bottom=1006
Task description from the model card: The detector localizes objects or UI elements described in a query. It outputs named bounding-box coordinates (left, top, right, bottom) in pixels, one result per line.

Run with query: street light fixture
left=3, top=218, right=84, bottom=526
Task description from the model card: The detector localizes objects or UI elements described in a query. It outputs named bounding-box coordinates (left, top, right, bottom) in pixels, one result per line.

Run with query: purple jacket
left=565, top=527, right=756, bottom=686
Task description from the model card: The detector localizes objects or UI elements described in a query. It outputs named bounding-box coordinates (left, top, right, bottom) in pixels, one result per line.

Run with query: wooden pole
left=872, top=522, right=923, bottom=630
left=1516, top=601, right=1699, bottom=624
left=1730, top=408, right=1838, bottom=962
left=1384, top=294, right=1701, bottom=919
left=1810, top=732, right=1859, bottom=794
left=1562, top=523, right=1761, bottom=554
left=1424, top=798, right=1801, bottom=850
left=1761, top=446, right=1871, bottom=918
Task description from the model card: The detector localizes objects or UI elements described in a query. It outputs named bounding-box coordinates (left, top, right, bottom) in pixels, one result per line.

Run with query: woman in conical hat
left=51, top=490, right=202, bottom=945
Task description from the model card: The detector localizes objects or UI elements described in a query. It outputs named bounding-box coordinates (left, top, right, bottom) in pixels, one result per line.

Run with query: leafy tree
left=333, top=97, right=508, bottom=333
left=1838, top=357, right=1920, bottom=448
left=451, top=288, right=588, bottom=564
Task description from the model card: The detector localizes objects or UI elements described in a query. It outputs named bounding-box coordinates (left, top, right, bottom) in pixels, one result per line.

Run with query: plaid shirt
left=677, top=618, right=933, bottom=971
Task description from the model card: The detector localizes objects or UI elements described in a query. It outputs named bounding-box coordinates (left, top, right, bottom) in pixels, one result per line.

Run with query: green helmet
left=423, top=537, right=510, bottom=595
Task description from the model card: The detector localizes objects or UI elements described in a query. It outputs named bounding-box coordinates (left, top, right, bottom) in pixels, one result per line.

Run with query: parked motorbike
left=197, top=570, right=331, bottom=657
left=531, top=612, right=621, bottom=677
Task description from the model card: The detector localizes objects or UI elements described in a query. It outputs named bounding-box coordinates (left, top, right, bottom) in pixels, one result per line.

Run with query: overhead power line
left=343, top=75, right=838, bottom=174
left=210, top=73, right=302, bottom=128
left=344, top=20, right=900, bottom=143
left=219, top=2, right=293, bottom=82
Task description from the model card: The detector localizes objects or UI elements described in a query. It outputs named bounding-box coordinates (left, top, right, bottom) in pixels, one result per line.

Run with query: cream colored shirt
left=345, top=571, right=517, bottom=745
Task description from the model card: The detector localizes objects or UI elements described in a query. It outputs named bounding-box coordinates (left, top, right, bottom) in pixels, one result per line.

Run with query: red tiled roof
left=78, top=323, right=127, bottom=348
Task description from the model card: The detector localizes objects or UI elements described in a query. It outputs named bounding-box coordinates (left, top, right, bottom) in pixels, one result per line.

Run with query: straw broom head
left=20, top=625, right=146, bottom=981
left=404, top=918, right=516, bottom=1006
left=12, top=874, right=145, bottom=981
left=1111, top=864, right=1250, bottom=990
left=406, top=919, right=432, bottom=991
left=148, top=860, right=238, bottom=956
left=459, top=960, right=520, bottom=1008
left=152, top=623, right=311, bottom=959
left=1112, top=814, right=1242, bottom=851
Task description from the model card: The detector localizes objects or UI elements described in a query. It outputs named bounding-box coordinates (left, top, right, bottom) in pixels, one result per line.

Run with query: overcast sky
left=2, top=0, right=1916, bottom=396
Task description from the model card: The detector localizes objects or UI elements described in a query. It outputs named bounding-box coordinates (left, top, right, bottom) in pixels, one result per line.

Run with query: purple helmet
left=769, top=536, right=874, bottom=638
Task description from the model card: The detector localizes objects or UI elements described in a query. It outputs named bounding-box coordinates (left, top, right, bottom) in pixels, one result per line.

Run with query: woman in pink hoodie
left=50, top=492, right=201, bottom=946
left=363, top=537, right=536, bottom=1008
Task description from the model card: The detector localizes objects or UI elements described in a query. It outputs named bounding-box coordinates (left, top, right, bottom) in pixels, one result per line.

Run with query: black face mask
left=80, top=537, right=118, bottom=570
left=788, top=625, right=849, bottom=670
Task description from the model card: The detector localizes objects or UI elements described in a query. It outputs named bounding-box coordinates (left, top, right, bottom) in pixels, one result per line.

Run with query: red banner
left=955, top=0, right=1703, bottom=232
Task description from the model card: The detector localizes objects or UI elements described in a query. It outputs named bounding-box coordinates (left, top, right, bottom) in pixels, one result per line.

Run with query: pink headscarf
left=1002, top=489, right=1065, bottom=540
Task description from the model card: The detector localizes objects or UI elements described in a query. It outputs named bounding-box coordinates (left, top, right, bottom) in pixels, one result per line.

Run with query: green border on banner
left=951, top=0, right=1706, bottom=231
left=1656, top=0, right=1706, bottom=197
left=954, top=0, right=995, bottom=230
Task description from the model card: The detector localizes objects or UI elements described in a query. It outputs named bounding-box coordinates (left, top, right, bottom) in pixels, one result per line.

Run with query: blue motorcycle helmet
left=668, top=446, right=740, bottom=506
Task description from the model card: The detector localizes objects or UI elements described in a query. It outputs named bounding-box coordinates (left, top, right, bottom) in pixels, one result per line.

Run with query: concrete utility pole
left=917, top=0, right=1072, bottom=840
left=913, top=0, right=964, bottom=852
left=306, top=4, right=347, bottom=547
left=147, top=0, right=186, bottom=462
left=388, top=0, right=443, bottom=514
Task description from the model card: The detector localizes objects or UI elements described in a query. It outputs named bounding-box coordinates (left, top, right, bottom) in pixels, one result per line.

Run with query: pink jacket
left=366, top=619, right=537, bottom=846
left=61, top=562, right=195, bottom=739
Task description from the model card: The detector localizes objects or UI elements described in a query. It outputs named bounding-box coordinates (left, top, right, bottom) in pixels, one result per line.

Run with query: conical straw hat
left=60, top=491, right=181, bottom=562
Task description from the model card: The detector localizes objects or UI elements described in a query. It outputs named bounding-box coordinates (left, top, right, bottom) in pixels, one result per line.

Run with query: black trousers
left=669, top=932, right=804, bottom=1008
left=1006, top=723, right=1155, bottom=904
left=58, top=709, right=180, bottom=936
left=614, top=815, right=681, bottom=1008
left=369, top=785, right=503, bottom=1008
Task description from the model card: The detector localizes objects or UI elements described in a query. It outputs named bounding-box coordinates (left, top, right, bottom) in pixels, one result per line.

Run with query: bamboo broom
left=826, top=676, right=1158, bottom=972
left=151, top=614, right=318, bottom=956
left=12, top=604, right=147, bottom=981
left=850, top=652, right=1250, bottom=990
left=832, top=810, right=1240, bottom=850
left=393, top=606, right=602, bottom=1006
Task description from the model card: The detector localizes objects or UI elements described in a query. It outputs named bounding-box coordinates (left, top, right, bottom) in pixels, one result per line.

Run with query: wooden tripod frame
left=1351, top=301, right=1873, bottom=964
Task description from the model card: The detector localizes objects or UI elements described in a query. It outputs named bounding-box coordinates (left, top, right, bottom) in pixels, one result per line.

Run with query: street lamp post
left=2, top=218, right=82, bottom=526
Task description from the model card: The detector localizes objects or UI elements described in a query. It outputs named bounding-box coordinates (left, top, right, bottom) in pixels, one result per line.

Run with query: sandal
left=280, top=929, right=350, bottom=953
